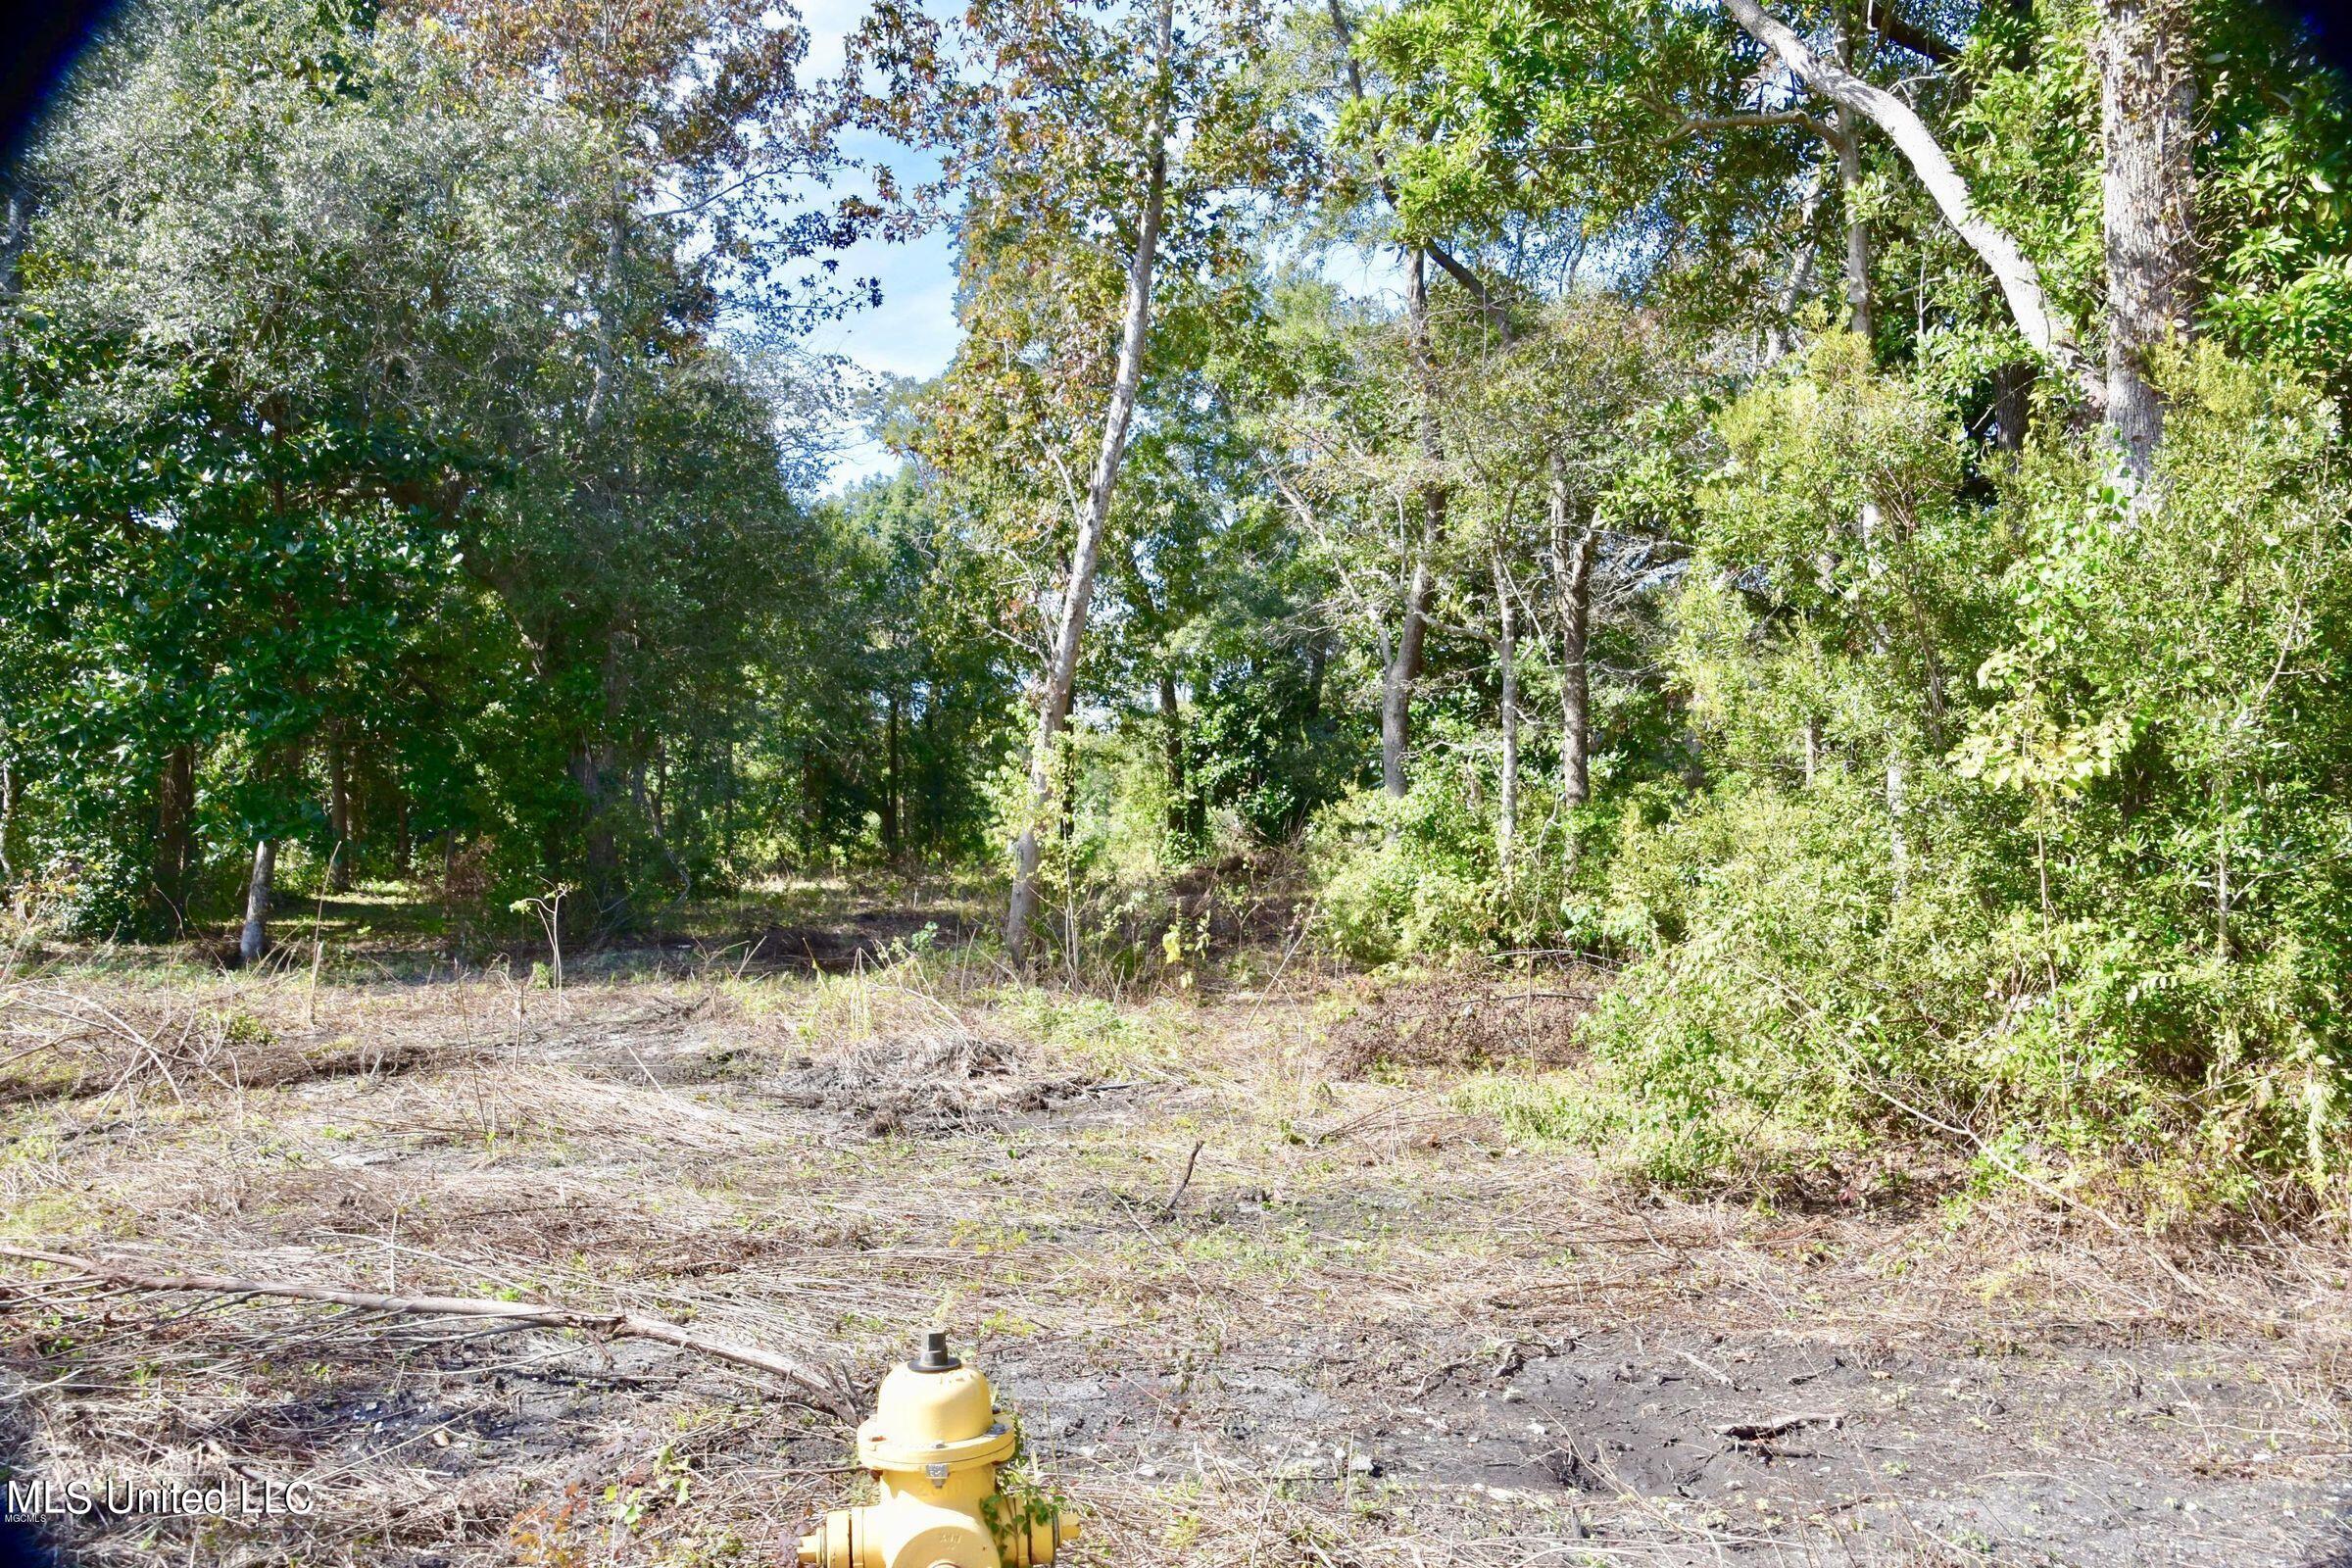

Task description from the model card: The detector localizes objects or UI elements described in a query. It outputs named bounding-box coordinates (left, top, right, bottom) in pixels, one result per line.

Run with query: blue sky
left=794, top=0, right=960, bottom=491
left=781, top=0, right=1409, bottom=492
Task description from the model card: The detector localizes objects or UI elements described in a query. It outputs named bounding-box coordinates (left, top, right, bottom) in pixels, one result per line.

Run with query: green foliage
left=1307, top=784, right=1498, bottom=965
left=0, top=0, right=959, bottom=938
left=9, top=0, right=2352, bottom=1224
left=2197, top=9, right=2352, bottom=390
left=1563, top=346, right=2352, bottom=1201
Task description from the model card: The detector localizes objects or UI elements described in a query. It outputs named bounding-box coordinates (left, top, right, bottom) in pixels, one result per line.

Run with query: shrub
left=1305, top=784, right=1500, bottom=966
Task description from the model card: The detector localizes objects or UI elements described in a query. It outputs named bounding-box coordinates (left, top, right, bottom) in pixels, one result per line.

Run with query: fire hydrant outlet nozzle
left=796, top=1335, right=1080, bottom=1568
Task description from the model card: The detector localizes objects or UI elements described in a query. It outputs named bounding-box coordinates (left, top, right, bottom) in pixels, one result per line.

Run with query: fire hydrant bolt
left=796, top=1334, right=1080, bottom=1568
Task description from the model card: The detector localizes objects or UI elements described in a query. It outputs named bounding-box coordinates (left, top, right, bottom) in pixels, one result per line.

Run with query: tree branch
left=1870, top=3, right=1959, bottom=65
left=1423, top=241, right=1512, bottom=337
left=0, top=1245, right=856, bottom=1417
left=1670, top=109, right=1838, bottom=143
left=1717, top=0, right=2103, bottom=406
left=1328, top=0, right=1514, bottom=340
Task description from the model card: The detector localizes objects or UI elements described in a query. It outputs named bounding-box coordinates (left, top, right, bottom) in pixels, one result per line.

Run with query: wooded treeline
left=0, top=0, right=1022, bottom=951
left=6, top=0, right=2352, bottom=1199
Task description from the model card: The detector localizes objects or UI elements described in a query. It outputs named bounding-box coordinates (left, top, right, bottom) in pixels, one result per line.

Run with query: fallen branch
left=1854, top=1082, right=2215, bottom=1303
left=1307, top=1091, right=1438, bottom=1148
left=1714, top=1411, right=1842, bottom=1442
left=1161, top=1139, right=1205, bottom=1217
left=0, top=1245, right=855, bottom=1419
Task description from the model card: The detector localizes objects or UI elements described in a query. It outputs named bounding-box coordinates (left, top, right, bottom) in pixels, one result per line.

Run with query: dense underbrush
left=1302, top=346, right=2352, bottom=1223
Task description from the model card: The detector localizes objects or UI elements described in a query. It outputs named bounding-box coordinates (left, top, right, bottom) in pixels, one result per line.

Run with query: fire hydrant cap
left=910, top=1329, right=962, bottom=1372
left=858, top=1339, right=1014, bottom=1471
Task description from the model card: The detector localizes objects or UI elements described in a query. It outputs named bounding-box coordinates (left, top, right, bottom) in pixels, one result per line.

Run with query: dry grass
left=3, top=942, right=2350, bottom=1566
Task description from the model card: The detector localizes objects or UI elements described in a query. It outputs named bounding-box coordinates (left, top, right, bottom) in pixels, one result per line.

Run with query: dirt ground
left=2, top=938, right=2349, bottom=1567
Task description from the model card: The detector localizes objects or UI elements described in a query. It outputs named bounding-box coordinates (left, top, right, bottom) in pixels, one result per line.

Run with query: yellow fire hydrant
left=798, top=1332, right=1080, bottom=1568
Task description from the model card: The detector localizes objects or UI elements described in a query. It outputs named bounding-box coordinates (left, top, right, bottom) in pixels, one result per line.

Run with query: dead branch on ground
left=0, top=1244, right=856, bottom=1418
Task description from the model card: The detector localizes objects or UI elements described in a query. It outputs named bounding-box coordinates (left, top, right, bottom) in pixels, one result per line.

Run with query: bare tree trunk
left=1984, top=1, right=2045, bottom=456
left=582, top=188, right=630, bottom=432
left=239, top=839, right=275, bottom=967
left=726, top=739, right=739, bottom=864
left=0, top=746, right=14, bottom=888
left=1854, top=496, right=1911, bottom=898
left=1832, top=28, right=1873, bottom=346
left=1332, top=0, right=1461, bottom=807
left=1721, top=0, right=2102, bottom=404
left=1853, top=116, right=1906, bottom=888
left=1381, top=560, right=1434, bottom=797
left=1382, top=246, right=1446, bottom=799
left=573, top=628, right=632, bottom=930
left=1004, top=0, right=1176, bottom=964
left=1990, top=361, right=2035, bottom=456
left=1548, top=456, right=1596, bottom=812
left=326, top=726, right=354, bottom=893
left=151, top=744, right=197, bottom=934
left=1492, top=552, right=1518, bottom=888
left=1766, top=164, right=1828, bottom=363
left=1157, top=671, right=1188, bottom=841
left=571, top=739, right=620, bottom=915
left=0, top=185, right=33, bottom=310
left=2097, top=0, right=2196, bottom=481
left=1818, top=68, right=1914, bottom=897
left=1886, top=747, right=1910, bottom=895
left=884, top=691, right=902, bottom=861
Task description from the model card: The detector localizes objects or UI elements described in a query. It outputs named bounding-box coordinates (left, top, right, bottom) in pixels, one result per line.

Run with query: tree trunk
left=326, top=726, right=354, bottom=893
left=572, top=738, right=621, bottom=920
left=1333, top=0, right=1466, bottom=808
left=1766, top=164, right=1828, bottom=363
left=2097, top=0, right=2196, bottom=481
left=582, top=188, right=630, bottom=432
left=1831, top=21, right=1873, bottom=341
left=239, top=838, right=275, bottom=967
left=0, top=185, right=32, bottom=309
left=1549, top=456, right=1596, bottom=811
left=1990, top=361, right=2036, bottom=456
left=1382, top=246, right=1446, bottom=799
left=1836, top=110, right=1872, bottom=342
left=1983, top=0, right=2046, bottom=454
left=1381, top=558, right=1433, bottom=797
left=1855, top=495, right=1911, bottom=898
left=884, top=691, right=902, bottom=861
left=1004, top=0, right=1176, bottom=964
left=1157, top=671, right=1188, bottom=841
left=1838, top=89, right=1910, bottom=890
left=151, top=744, right=198, bottom=934
left=0, top=745, right=15, bottom=888
left=573, top=628, right=632, bottom=930
left=1721, top=0, right=2102, bottom=404
left=1492, top=553, right=1518, bottom=888
left=920, top=700, right=938, bottom=858
left=1887, top=748, right=1910, bottom=898
left=720, top=736, right=737, bottom=866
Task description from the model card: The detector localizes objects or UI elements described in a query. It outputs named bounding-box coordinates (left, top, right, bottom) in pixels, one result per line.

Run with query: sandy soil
left=2, top=941, right=2348, bottom=1567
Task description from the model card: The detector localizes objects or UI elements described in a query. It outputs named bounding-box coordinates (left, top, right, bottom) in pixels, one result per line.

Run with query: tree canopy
left=7, top=0, right=2352, bottom=1205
